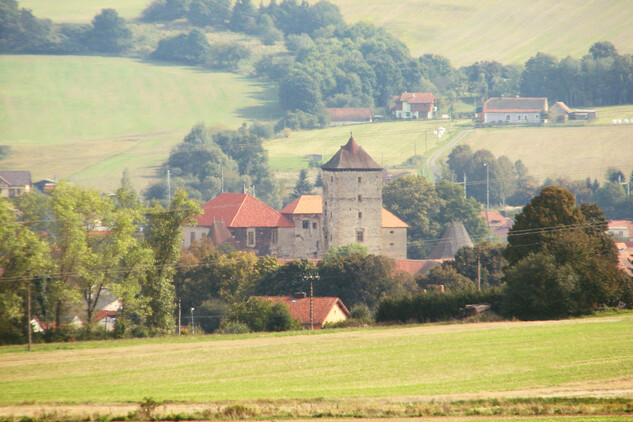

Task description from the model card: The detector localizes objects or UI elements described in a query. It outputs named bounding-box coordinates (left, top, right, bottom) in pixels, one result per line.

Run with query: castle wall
left=323, top=170, right=382, bottom=254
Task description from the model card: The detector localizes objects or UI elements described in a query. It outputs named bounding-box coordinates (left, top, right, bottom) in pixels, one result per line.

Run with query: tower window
left=358, top=195, right=362, bottom=202
left=247, top=229, right=256, bottom=246
left=312, top=222, right=317, bottom=229
left=358, top=212, right=362, bottom=219
left=356, top=229, right=364, bottom=242
left=358, top=177, right=362, bottom=183
left=302, top=220, right=309, bottom=229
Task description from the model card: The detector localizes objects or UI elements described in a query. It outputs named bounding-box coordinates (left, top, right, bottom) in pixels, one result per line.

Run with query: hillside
left=1, top=315, right=632, bottom=406
left=0, top=55, right=280, bottom=192
left=20, top=0, right=633, bottom=66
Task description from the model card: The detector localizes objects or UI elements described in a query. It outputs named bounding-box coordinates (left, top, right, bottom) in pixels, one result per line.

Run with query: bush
left=375, top=289, right=504, bottom=324
left=350, top=303, right=371, bottom=320
left=218, top=320, right=250, bottom=334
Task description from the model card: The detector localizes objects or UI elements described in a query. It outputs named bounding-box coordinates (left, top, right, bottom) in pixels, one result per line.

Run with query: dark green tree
left=150, top=29, right=211, bottom=64
left=503, top=187, right=631, bottom=319
left=383, top=175, right=442, bottom=259
left=229, top=0, right=257, bottom=33
left=86, top=8, right=131, bottom=53
left=288, top=169, right=313, bottom=202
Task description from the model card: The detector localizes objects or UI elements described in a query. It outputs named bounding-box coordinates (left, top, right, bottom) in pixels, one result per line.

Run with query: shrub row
left=375, top=288, right=504, bottom=323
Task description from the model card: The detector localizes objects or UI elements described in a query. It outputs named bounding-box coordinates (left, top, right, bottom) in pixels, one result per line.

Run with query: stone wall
left=323, top=170, right=382, bottom=254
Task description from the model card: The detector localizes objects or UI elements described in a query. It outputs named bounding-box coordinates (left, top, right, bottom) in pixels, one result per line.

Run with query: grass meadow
left=19, top=0, right=151, bottom=22
left=0, top=55, right=280, bottom=192
left=19, top=0, right=633, bottom=66
left=1, top=315, right=632, bottom=405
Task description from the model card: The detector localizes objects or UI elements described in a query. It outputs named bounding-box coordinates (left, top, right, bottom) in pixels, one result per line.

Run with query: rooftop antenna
left=167, top=169, right=171, bottom=205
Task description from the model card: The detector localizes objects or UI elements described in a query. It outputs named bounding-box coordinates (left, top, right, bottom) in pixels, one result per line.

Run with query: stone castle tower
left=321, top=136, right=383, bottom=254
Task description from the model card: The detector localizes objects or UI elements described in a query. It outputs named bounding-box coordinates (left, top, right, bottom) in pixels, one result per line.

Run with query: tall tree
left=86, top=8, right=131, bottom=53
left=143, top=190, right=200, bottom=334
left=288, top=169, right=313, bottom=202
left=503, top=187, right=631, bottom=319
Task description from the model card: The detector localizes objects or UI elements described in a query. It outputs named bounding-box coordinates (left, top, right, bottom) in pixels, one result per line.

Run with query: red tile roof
left=326, top=107, right=372, bottom=122
left=395, top=259, right=445, bottom=275
left=258, top=296, right=350, bottom=328
left=196, top=193, right=294, bottom=228
left=93, top=310, right=117, bottom=322
left=382, top=208, right=409, bottom=228
left=281, top=195, right=323, bottom=215
left=394, top=92, right=436, bottom=104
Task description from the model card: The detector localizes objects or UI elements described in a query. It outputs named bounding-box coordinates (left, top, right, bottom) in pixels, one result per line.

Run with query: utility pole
left=190, top=307, right=195, bottom=335
left=26, top=279, right=32, bottom=351
left=178, top=299, right=181, bottom=335
left=477, top=256, right=481, bottom=292
left=304, top=272, right=319, bottom=330
left=167, top=169, right=171, bottom=205
left=463, top=172, right=467, bottom=198
left=484, top=163, right=490, bottom=227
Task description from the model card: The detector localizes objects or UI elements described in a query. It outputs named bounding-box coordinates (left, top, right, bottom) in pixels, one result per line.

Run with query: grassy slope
left=20, top=0, right=633, bottom=66
left=0, top=55, right=280, bottom=192
left=1, top=316, right=632, bottom=404
left=462, top=112, right=633, bottom=183
left=19, top=0, right=151, bottom=22
left=266, top=108, right=633, bottom=186
left=325, top=0, right=633, bottom=66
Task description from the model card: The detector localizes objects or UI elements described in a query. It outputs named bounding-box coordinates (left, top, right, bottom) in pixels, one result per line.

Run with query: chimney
left=293, top=292, right=307, bottom=298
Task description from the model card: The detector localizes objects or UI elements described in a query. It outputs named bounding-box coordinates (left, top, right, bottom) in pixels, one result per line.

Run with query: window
left=358, top=177, right=362, bottom=183
left=505, top=114, right=510, bottom=121
left=517, top=115, right=521, bottom=120
left=390, top=230, right=394, bottom=234
left=356, top=229, right=364, bottom=242
left=302, top=220, right=309, bottom=229
left=190, top=232, right=196, bottom=244
left=247, top=229, right=256, bottom=246
left=358, top=212, right=362, bottom=219
left=272, top=229, right=278, bottom=244
left=312, top=222, right=317, bottom=229
left=358, top=194, right=362, bottom=202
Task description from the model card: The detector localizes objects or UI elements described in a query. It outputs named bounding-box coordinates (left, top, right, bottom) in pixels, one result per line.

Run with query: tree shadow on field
left=234, top=79, right=283, bottom=122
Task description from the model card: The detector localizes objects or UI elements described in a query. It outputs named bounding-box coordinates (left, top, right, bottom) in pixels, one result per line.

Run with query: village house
left=183, top=137, right=409, bottom=260
left=258, top=294, right=350, bottom=329
left=182, top=192, right=296, bottom=256
left=0, top=170, right=31, bottom=197
left=482, top=97, right=547, bottom=124
left=326, top=107, right=372, bottom=126
left=391, top=92, right=436, bottom=119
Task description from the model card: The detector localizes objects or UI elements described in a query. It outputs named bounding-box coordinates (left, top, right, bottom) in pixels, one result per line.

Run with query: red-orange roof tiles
left=281, top=195, right=323, bottom=215
left=258, top=296, right=350, bottom=328
left=196, top=193, right=294, bottom=228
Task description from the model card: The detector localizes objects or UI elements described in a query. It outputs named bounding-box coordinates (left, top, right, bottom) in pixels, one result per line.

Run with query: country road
left=427, top=127, right=473, bottom=183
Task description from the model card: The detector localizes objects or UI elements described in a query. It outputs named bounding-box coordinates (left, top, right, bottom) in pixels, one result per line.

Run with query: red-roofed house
left=483, top=97, right=547, bottom=124
left=608, top=220, right=633, bottom=241
left=481, top=211, right=514, bottom=239
left=259, top=294, right=350, bottom=329
left=392, top=92, right=436, bottom=119
left=183, top=193, right=295, bottom=256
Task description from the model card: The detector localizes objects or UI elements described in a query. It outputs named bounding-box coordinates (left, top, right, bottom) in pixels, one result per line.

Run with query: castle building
left=183, top=136, right=408, bottom=259
left=321, top=136, right=384, bottom=255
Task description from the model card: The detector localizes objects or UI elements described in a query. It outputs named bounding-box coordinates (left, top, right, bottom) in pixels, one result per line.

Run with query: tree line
left=144, top=122, right=282, bottom=209
left=0, top=181, right=200, bottom=343
left=3, top=0, right=632, bottom=128
left=445, top=144, right=633, bottom=219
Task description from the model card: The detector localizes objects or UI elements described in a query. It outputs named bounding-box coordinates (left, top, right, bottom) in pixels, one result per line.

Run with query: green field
left=462, top=123, right=633, bottom=183
left=19, top=0, right=151, bottom=22
left=1, top=316, right=632, bottom=405
left=0, top=55, right=280, bottom=192
left=20, top=0, right=633, bottom=66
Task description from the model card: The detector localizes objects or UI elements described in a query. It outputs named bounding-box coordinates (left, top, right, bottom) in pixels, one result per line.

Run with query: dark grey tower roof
left=321, top=136, right=382, bottom=171
left=427, top=221, right=474, bottom=259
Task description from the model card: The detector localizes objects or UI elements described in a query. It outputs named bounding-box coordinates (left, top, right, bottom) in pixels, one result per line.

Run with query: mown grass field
left=20, top=0, right=633, bottom=66
left=1, top=316, right=632, bottom=405
left=0, top=55, right=280, bottom=192
left=19, top=0, right=151, bottom=22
